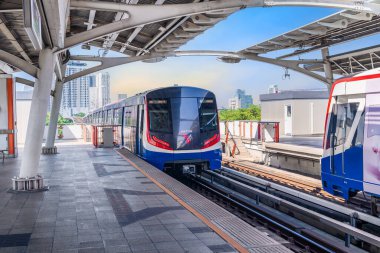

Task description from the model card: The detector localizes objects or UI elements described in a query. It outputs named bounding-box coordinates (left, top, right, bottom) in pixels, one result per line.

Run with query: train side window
left=326, top=105, right=337, bottom=149
left=199, top=98, right=218, bottom=132
left=328, top=102, right=359, bottom=148
left=345, top=103, right=359, bottom=141
left=148, top=99, right=172, bottom=133
left=352, top=111, right=365, bottom=146
left=334, top=103, right=346, bottom=147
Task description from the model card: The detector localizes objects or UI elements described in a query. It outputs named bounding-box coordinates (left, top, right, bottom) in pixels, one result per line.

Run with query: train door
left=136, top=104, right=144, bottom=156
left=363, top=94, right=380, bottom=195
left=328, top=96, right=365, bottom=177
left=284, top=105, right=292, bottom=136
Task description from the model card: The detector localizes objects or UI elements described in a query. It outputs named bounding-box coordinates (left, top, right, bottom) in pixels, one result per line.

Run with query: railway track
left=183, top=170, right=380, bottom=253
left=222, top=159, right=338, bottom=199
left=222, top=158, right=380, bottom=215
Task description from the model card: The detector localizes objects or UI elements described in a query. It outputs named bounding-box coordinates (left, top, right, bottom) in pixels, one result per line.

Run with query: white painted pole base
left=42, top=146, right=58, bottom=155
left=11, top=175, right=48, bottom=192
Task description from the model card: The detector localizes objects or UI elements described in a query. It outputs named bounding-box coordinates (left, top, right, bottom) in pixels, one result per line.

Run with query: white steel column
left=18, top=48, right=56, bottom=180
left=43, top=81, right=64, bottom=154
left=322, top=47, right=334, bottom=91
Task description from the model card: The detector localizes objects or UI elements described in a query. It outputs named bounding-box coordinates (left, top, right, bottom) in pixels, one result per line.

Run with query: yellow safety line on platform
left=115, top=149, right=249, bottom=253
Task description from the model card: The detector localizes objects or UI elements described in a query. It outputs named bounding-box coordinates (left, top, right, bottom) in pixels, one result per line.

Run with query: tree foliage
left=74, top=112, right=86, bottom=117
left=45, top=113, right=73, bottom=126
left=219, top=105, right=261, bottom=121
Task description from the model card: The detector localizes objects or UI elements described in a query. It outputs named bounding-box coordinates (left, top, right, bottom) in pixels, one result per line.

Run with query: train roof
left=88, top=86, right=215, bottom=115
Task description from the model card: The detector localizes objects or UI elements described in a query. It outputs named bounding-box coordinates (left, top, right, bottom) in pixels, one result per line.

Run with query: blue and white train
left=85, top=86, right=222, bottom=174
left=322, top=68, right=380, bottom=200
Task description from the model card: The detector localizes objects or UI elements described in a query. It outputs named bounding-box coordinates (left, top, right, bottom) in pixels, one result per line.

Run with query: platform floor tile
left=118, top=149, right=293, bottom=253
left=0, top=144, right=244, bottom=253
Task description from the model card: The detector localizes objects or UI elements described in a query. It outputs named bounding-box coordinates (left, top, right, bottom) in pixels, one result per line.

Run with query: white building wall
left=261, top=99, right=327, bottom=136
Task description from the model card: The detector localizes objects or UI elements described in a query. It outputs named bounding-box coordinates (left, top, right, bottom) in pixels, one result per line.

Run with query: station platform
left=0, top=142, right=291, bottom=253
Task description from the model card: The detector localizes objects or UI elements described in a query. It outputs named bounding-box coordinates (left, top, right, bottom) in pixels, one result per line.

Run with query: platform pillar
left=43, top=81, right=64, bottom=155
left=15, top=48, right=56, bottom=191
left=322, top=47, right=334, bottom=91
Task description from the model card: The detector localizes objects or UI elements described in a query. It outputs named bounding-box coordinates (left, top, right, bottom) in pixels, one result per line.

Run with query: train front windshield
left=148, top=97, right=219, bottom=151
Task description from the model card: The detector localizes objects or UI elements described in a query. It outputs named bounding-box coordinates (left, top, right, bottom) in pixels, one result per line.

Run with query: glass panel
left=345, top=103, right=359, bottom=138
left=148, top=99, right=172, bottom=133
left=199, top=98, right=218, bottom=133
left=171, top=98, right=200, bottom=150
left=333, top=102, right=359, bottom=147
left=352, top=111, right=365, bottom=146
left=335, top=103, right=346, bottom=147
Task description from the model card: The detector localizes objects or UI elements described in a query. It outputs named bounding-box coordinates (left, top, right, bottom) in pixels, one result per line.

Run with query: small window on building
left=286, top=106, right=292, bottom=117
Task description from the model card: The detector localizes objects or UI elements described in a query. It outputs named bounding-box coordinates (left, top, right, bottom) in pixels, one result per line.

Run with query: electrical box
left=102, top=128, right=114, bottom=148
left=0, top=75, right=17, bottom=157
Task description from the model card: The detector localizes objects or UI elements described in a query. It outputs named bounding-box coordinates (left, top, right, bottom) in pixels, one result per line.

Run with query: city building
left=228, top=97, right=240, bottom=110
left=117, top=94, right=128, bottom=100
left=61, top=62, right=90, bottom=117
left=260, top=90, right=329, bottom=136
left=61, top=62, right=111, bottom=115
left=228, top=89, right=253, bottom=109
left=100, top=72, right=111, bottom=106
left=89, top=72, right=111, bottom=111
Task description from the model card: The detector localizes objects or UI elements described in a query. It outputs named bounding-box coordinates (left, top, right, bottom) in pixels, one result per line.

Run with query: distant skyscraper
left=228, top=97, right=240, bottom=110
left=117, top=94, right=128, bottom=100
left=100, top=72, right=111, bottom=106
left=228, top=89, right=253, bottom=109
left=61, top=62, right=90, bottom=117
left=89, top=72, right=111, bottom=111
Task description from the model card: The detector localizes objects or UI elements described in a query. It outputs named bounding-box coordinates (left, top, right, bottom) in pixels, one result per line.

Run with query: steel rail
left=220, top=166, right=380, bottom=226
left=190, top=176, right=336, bottom=253
left=199, top=170, right=380, bottom=248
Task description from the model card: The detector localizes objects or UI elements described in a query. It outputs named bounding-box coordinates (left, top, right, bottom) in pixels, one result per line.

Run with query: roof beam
left=102, top=2, right=133, bottom=56
left=340, top=12, right=374, bottom=21
left=84, top=10, right=97, bottom=30
left=65, top=0, right=380, bottom=51
left=0, top=60, right=13, bottom=73
left=41, top=0, right=70, bottom=48
left=67, top=50, right=327, bottom=85
left=0, top=49, right=38, bottom=77
left=15, top=77, right=35, bottom=88
left=120, top=0, right=166, bottom=54
left=0, top=14, right=32, bottom=62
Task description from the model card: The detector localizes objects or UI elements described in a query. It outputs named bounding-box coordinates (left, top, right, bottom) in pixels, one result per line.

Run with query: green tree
left=45, top=113, right=73, bottom=126
left=219, top=105, right=261, bottom=121
left=74, top=112, right=86, bottom=117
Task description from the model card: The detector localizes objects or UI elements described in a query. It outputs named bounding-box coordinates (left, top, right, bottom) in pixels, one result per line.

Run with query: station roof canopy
left=0, top=0, right=238, bottom=69
left=0, top=0, right=380, bottom=80
left=240, top=10, right=380, bottom=58
left=304, top=44, right=380, bottom=75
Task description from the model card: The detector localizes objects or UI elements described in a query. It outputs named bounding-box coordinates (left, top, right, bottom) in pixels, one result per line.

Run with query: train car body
left=86, top=86, right=222, bottom=174
left=322, top=68, right=380, bottom=200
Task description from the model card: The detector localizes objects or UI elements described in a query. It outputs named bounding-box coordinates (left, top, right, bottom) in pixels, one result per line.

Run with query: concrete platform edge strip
left=115, top=149, right=249, bottom=253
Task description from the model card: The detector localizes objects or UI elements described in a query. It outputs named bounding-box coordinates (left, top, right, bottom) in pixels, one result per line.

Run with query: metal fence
left=220, top=121, right=280, bottom=143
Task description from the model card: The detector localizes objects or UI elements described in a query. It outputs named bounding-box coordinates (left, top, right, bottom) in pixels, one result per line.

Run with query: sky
left=16, top=6, right=380, bottom=107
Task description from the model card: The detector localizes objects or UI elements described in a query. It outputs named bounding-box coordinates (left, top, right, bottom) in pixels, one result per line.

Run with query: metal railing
left=220, top=121, right=280, bottom=143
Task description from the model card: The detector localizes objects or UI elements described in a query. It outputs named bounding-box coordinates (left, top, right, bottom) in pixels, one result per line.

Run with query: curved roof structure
left=240, top=10, right=380, bottom=58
